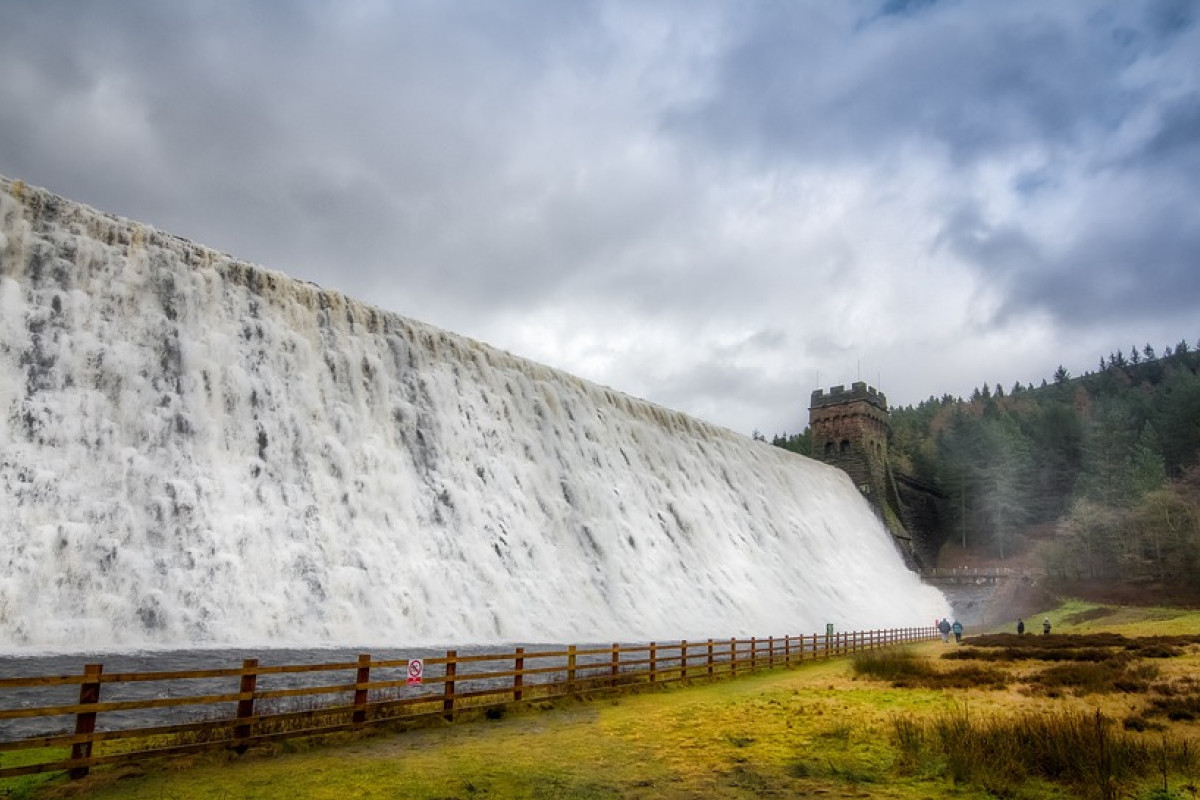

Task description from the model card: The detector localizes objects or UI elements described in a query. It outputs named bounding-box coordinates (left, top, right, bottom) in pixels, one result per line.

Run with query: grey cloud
left=1140, top=93, right=1200, bottom=165
left=668, top=3, right=1169, bottom=167
left=939, top=194, right=1200, bottom=326
left=3, top=0, right=1199, bottom=434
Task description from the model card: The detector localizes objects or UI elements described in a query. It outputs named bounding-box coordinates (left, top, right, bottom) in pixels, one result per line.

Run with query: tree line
left=772, top=339, right=1200, bottom=594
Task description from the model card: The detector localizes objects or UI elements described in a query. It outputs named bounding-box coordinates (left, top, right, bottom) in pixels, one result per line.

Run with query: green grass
left=0, top=747, right=70, bottom=799
left=18, top=602, right=1200, bottom=800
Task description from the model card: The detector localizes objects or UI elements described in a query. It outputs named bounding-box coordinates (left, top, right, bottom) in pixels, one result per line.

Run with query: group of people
left=1015, top=617, right=1052, bottom=635
left=938, top=615, right=1054, bottom=643
left=936, top=617, right=963, bottom=643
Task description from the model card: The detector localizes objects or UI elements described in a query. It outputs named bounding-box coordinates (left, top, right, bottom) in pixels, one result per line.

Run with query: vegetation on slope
left=776, top=340, right=1200, bottom=600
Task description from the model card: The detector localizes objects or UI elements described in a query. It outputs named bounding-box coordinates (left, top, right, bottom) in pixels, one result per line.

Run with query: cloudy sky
left=2, top=1, right=1197, bottom=437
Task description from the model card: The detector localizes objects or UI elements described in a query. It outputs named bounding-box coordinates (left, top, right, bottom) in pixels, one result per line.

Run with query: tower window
left=840, top=439, right=851, bottom=453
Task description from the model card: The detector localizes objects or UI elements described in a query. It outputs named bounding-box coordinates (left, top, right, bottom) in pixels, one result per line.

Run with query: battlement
left=809, top=381, right=888, bottom=412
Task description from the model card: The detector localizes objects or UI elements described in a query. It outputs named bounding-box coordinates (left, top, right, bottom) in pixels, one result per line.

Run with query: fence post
left=610, top=642, right=620, bottom=686
left=443, top=650, right=457, bottom=721
left=730, top=637, right=738, bottom=677
left=768, top=636, right=775, bottom=667
left=513, top=647, right=525, bottom=703
left=750, top=637, right=757, bottom=671
left=649, top=642, right=657, bottom=683
left=234, top=658, right=258, bottom=753
left=567, top=645, right=578, bottom=694
left=707, top=638, right=714, bottom=678
left=680, top=640, right=688, bottom=680
left=353, top=653, right=371, bottom=726
left=68, top=663, right=103, bottom=780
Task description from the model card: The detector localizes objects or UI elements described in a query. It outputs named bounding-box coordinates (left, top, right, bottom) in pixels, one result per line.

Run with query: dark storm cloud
left=0, top=0, right=607, bottom=308
left=673, top=2, right=1198, bottom=164
left=669, top=4, right=1129, bottom=164
left=670, top=1, right=1200, bottom=332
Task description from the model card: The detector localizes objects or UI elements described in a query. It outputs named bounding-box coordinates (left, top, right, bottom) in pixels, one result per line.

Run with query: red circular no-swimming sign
left=407, top=659, right=423, bottom=685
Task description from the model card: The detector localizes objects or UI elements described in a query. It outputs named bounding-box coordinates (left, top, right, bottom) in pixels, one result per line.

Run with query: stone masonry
left=809, top=382, right=938, bottom=568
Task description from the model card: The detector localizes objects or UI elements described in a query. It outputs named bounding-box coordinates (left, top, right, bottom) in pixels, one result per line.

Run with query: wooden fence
left=0, top=626, right=936, bottom=780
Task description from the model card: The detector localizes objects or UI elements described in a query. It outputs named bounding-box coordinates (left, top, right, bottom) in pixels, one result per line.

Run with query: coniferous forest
left=773, top=340, right=1200, bottom=601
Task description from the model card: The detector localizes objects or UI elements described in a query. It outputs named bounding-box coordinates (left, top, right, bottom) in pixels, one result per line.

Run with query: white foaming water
left=0, top=177, right=947, bottom=653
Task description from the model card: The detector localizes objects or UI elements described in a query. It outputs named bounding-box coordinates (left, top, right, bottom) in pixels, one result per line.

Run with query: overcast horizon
left=2, top=1, right=1197, bottom=437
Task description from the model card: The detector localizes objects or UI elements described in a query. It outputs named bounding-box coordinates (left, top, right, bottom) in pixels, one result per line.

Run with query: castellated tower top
left=809, top=381, right=888, bottom=413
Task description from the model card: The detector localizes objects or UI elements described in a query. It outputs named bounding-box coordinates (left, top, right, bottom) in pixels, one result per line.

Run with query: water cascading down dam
left=0, top=176, right=948, bottom=653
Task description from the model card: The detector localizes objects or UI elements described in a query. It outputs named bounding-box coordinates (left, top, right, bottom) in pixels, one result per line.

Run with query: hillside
left=778, top=344, right=1200, bottom=602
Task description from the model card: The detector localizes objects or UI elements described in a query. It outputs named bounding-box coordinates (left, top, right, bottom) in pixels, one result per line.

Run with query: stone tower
left=809, top=382, right=942, bottom=569
left=809, top=382, right=890, bottom=500
left=809, top=381, right=930, bottom=567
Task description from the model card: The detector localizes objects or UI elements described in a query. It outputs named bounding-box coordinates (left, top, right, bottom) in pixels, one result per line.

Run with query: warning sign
left=407, top=659, right=423, bottom=686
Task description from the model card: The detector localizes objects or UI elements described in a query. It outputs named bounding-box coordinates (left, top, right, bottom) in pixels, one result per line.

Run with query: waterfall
left=0, top=176, right=947, bottom=652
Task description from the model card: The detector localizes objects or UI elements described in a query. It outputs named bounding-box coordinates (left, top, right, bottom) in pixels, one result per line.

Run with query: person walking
left=1016, top=618, right=1025, bottom=635
left=952, top=619, right=963, bottom=644
left=938, top=617, right=951, bottom=643
left=1042, top=617, right=1052, bottom=635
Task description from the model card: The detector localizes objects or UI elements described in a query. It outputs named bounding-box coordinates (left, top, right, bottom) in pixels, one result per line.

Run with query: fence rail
left=920, top=567, right=1044, bottom=578
left=0, top=626, right=936, bottom=780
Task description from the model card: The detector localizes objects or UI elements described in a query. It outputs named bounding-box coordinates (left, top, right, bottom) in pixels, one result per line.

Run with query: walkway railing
left=0, top=626, right=936, bottom=780
left=921, top=567, right=1044, bottom=580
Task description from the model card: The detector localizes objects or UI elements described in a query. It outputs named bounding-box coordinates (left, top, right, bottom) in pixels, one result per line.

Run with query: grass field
left=12, top=602, right=1200, bottom=800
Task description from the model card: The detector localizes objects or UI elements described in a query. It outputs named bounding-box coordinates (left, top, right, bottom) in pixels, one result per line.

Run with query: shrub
left=921, top=708, right=1193, bottom=799
left=851, top=649, right=932, bottom=682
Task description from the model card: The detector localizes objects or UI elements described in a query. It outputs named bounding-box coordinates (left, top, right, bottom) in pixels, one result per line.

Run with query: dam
left=0, top=176, right=947, bottom=653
